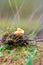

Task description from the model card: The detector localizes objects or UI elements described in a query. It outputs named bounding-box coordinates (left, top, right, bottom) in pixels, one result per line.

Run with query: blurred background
left=0, top=0, right=40, bottom=18
left=0, top=0, right=43, bottom=39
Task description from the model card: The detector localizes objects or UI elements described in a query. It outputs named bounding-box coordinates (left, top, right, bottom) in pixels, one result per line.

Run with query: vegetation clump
left=2, top=28, right=28, bottom=47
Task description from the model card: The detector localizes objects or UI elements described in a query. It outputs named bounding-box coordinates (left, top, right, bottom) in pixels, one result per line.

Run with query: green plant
left=26, top=48, right=37, bottom=65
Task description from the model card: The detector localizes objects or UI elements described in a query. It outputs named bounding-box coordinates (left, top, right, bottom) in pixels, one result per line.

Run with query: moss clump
left=2, top=31, right=28, bottom=47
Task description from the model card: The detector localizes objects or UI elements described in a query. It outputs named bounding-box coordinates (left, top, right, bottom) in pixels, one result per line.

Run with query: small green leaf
left=0, top=52, right=3, bottom=57
left=10, top=50, right=15, bottom=56
left=26, top=59, right=33, bottom=65
left=0, top=44, right=13, bottom=52
left=26, top=48, right=37, bottom=65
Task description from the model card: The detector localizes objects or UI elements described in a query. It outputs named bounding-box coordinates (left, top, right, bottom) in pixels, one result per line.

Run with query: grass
left=0, top=18, right=42, bottom=65
left=0, top=44, right=38, bottom=65
left=0, top=18, right=40, bottom=38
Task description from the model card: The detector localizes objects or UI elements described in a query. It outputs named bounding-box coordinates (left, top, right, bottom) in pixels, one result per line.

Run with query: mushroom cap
left=14, top=28, right=24, bottom=36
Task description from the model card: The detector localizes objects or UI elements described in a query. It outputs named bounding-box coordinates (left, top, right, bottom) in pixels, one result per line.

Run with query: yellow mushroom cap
left=14, top=28, right=24, bottom=36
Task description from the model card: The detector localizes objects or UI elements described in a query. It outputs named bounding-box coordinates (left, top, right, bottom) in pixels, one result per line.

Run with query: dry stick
left=8, top=0, right=15, bottom=15
left=27, top=7, right=40, bottom=35
left=0, top=38, right=43, bottom=49
left=31, top=14, right=43, bottom=43
left=14, top=0, right=25, bottom=18
left=38, top=13, right=43, bottom=30
left=10, top=0, right=25, bottom=22
left=13, top=0, right=25, bottom=28
left=8, top=0, right=25, bottom=28
left=8, top=0, right=25, bottom=17
left=14, top=0, right=20, bottom=28
left=28, top=7, right=40, bottom=23
left=28, top=13, right=43, bottom=45
left=35, top=13, right=43, bottom=36
left=14, top=0, right=18, bottom=18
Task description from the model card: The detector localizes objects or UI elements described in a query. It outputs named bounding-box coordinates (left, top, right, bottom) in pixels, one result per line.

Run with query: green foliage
left=10, top=50, right=15, bottom=56
left=0, top=44, right=13, bottom=52
left=26, top=59, right=33, bottom=65
left=26, top=48, right=37, bottom=65
left=0, top=52, right=4, bottom=57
